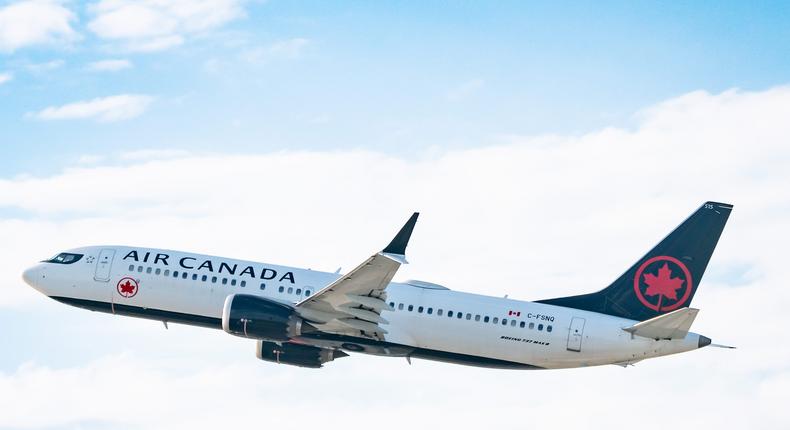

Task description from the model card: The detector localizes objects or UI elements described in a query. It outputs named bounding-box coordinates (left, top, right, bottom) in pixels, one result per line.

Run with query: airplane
left=22, top=201, right=734, bottom=369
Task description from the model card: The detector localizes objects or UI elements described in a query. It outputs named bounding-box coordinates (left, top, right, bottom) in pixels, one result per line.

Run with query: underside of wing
left=295, top=213, right=419, bottom=340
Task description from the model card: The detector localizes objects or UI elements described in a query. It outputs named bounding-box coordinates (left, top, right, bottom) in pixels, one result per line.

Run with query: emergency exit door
left=566, top=317, right=586, bottom=352
left=94, top=249, right=115, bottom=282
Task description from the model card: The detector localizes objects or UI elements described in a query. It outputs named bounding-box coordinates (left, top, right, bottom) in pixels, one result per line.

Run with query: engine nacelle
left=256, top=340, right=348, bottom=368
left=222, top=294, right=302, bottom=341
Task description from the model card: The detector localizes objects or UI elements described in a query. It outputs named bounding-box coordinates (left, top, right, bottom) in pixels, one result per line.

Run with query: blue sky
left=1, top=2, right=790, bottom=429
left=2, top=1, right=790, bottom=176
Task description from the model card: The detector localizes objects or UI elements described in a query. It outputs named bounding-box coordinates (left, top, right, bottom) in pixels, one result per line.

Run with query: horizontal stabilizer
left=710, top=343, right=737, bottom=349
left=623, top=307, right=699, bottom=340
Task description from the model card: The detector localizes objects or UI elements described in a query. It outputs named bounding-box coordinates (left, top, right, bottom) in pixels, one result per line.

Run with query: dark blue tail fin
left=537, top=202, right=733, bottom=321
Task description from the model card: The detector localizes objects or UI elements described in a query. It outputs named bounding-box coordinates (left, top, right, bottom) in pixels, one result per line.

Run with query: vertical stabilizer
left=537, top=202, right=732, bottom=321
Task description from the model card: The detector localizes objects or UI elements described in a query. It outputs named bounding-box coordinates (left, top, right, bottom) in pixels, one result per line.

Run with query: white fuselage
left=23, top=246, right=705, bottom=369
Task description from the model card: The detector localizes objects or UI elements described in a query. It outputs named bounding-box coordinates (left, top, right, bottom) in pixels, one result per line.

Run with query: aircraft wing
left=294, top=213, right=419, bottom=340
left=622, top=307, right=699, bottom=340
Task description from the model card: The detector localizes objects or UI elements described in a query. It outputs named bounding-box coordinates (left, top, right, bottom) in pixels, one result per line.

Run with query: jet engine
left=222, top=294, right=304, bottom=341
left=256, top=340, right=348, bottom=368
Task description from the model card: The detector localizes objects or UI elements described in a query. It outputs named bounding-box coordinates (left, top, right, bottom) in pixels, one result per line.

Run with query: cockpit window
left=43, top=253, right=84, bottom=264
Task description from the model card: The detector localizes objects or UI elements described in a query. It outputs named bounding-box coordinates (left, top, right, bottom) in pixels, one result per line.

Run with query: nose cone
left=22, top=265, right=42, bottom=291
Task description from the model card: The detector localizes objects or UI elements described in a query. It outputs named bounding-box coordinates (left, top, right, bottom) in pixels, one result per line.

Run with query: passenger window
left=484, top=316, right=490, bottom=323
left=427, top=307, right=433, bottom=315
left=529, top=322, right=535, bottom=329
left=128, top=264, right=135, bottom=271
left=192, top=274, right=198, bottom=280
left=493, top=317, right=499, bottom=324
left=211, top=276, right=217, bottom=283
left=155, top=268, right=161, bottom=275
left=240, top=280, right=246, bottom=287
left=466, top=313, right=471, bottom=320
left=437, top=309, right=443, bottom=316
left=475, top=315, right=481, bottom=322
left=173, top=271, right=179, bottom=277
left=146, top=267, right=152, bottom=274
left=296, top=288, right=302, bottom=295
left=398, top=303, right=404, bottom=310
left=407, top=305, right=413, bottom=312
left=418, top=306, right=423, bottom=313
left=222, top=278, right=228, bottom=285
left=520, top=321, right=526, bottom=328
left=510, top=319, right=516, bottom=327
left=259, top=283, right=265, bottom=290
left=538, top=324, right=544, bottom=331
left=448, top=311, right=454, bottom=317
left=164, top=270, right=170, bottom=276
left=457, top=312, right=463, bottom=319
left=287, top=287, right=293, bottom=294
left=182, top=272, right=188, bottom=279
left=389, top=302, right=395, bottom=309
left=502, top=318, right=508, bottom=326
left=202, top=275, right=207, bottom=282
left=137, top=266, right=143, bottom=272
left=231, top=279, right=237, bottom=286
left=547, top=325, right=553, bottom=332
left=305, top=290, right=311, bottom=296
left=278, top=286, right=284, bottom=293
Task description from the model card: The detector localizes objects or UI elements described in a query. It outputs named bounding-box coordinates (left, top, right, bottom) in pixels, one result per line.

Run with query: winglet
left=382, top=212, right=419, bottom=256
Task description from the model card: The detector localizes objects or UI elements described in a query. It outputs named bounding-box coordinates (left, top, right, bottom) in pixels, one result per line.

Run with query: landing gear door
left=567, top=317, right=586, bottom=352
left=94, top=249, right=116, bottom=282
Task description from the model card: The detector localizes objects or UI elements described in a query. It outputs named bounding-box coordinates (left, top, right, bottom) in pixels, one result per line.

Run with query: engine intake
left=222, top=294, right=302, bottom=341
left=256, top=340, right=348, bottom=368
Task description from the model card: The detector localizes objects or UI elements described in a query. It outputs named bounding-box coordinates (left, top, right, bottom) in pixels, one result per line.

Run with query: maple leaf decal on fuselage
left=643, top=263, right=684, bottom=301
left=120, top=281, right=135, bottom=294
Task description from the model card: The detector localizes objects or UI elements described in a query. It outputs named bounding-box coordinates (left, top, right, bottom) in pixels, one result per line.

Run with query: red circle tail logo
left=633, top=256, right=692, bottom=312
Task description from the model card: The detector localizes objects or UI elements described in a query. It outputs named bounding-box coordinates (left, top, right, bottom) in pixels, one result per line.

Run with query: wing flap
left=623, top=307, right=699, bottom=340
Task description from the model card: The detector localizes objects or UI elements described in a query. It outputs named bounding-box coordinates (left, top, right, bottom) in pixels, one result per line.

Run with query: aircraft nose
left=22, top=265, right=42, bottom=290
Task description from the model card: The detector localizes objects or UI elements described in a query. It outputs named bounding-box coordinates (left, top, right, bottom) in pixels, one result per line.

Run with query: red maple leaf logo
left=643, top=263, right=684, bottom=301
left=120, top=281, right=136, bottom=294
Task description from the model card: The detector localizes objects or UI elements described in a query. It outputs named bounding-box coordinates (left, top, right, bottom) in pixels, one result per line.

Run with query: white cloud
left=0, top=72, right=12, bottom=84
left=76, top=154, right=105, bottom=164
left=25, top=59, right=64, bottom=73
left=267, top=37, right=310, bottom=58
left=29, top=94, right=154, bottom=122
left=446, top=78, right=485, bottom=101
left=242, top=38, right=310, bottom=63
left=119, top=149, right=190, bottom=161
left=127, top=34, right=184, bottom=52
left=1, top=86, right=790, bottom=428
left=0, top=348, right=781, bottom=430
left=86, top=58, right=132, bottom=72
left=0, top=0, right=78, bottom=53
left=87, top=0, right=246, bottom=52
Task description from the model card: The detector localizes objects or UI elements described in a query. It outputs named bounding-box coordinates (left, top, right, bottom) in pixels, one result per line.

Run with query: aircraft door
left=94, top=249, right=116, bottom=282
left=566, top=317, right=586, bottom=352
